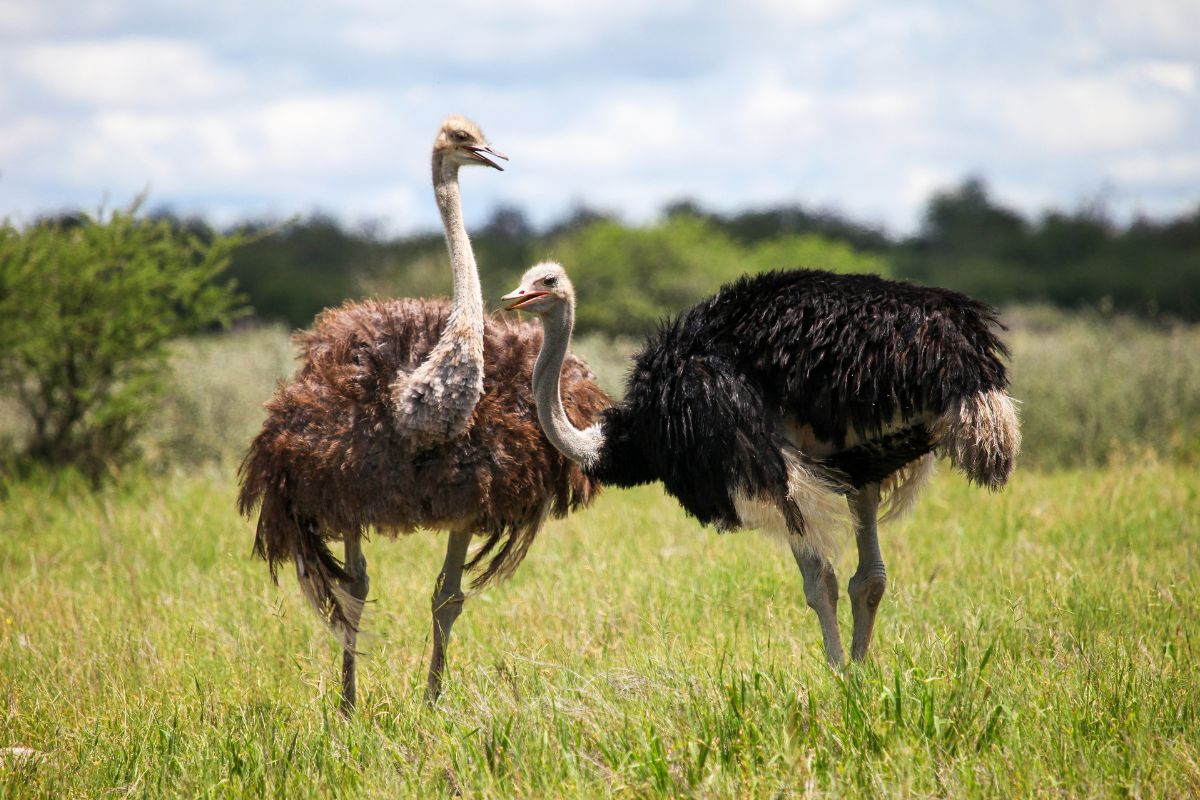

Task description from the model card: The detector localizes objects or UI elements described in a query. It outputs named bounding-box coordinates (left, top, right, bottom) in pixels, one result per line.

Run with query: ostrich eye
left=451, top=130, right=469, bottom=142
left=543, top=275, right=558, bottom=287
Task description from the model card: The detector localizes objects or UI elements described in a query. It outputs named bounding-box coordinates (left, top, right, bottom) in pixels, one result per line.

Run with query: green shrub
left=0, top=201, right=247, bottom=481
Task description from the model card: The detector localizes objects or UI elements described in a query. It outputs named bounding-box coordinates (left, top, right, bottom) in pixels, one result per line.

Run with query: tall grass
left=1005, top=307, right=1200, bottom=467
left=141, top=327, right=296, bottom=466
left=1, top=461, right=1196, bottom=796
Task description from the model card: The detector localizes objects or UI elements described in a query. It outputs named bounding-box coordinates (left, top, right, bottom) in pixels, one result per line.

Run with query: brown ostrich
left=238, top=118, right=609, bottom=711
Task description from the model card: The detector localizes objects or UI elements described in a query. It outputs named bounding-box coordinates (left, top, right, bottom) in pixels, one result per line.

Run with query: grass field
left=2, top=460, right=1197, bottom=797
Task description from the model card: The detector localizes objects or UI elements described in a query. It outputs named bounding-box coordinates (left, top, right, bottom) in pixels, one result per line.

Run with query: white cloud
left=739, top=81, right=821, bottom=144
left=0, top=1, right=43, bottom=35
left=15, top=37, right=240, bottom=107
left=1108, top=152, right=1200, bottom=183
left=339, top=0, right=687, bottom=60
left=1, top=1, right=1197, bottom=233
left=59, top=92, right=409, bottom=188
left=1055, top=0, right=1200, bottom=52
left=753, top=0, right=861, bottom=23
left=0, top=117, right=59, bottom=161
left=977, top=76, right=1183, bottom=153
left=0, top=0, right=129, bottom=36
left=901, top=166, right=958, bottom=211
left=1134, top=60, right=1197, bottom=94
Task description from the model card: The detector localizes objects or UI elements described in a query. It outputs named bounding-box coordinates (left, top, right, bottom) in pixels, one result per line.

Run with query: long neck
left=433, top=154, right=483, bottom=331
left=386, top=153, right=486, bottom=449
left=533, top=300, right=606, bottom=469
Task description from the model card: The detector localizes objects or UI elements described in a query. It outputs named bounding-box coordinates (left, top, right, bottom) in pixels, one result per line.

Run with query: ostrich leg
left=791, top=542, right=845, bottom=667
left=847, top=484, right=885, bottom=662
left=339, top=532, right=370, bottom=715
left=425, top=528, right=472, bottom=702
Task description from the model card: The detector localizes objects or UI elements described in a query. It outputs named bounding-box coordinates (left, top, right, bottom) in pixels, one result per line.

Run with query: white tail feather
left=934, top=389, right=1021, bottom=489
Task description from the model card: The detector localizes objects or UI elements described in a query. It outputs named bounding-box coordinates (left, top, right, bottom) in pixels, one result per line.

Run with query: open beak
left=501, top=288, right=548, bottom=311
left=466, top=144, right=509, bottom=171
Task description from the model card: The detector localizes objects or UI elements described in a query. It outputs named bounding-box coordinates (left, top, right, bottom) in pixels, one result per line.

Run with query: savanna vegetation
left=211, top=177, right=1200, bottom=333
left=1, top=184, right=1198, bottom=796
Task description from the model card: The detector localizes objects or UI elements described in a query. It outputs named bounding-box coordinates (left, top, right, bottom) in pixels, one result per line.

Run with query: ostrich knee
left=792, top=544, right=845, bottom=668
left=848, top=570, right=886, bottom=608
left=426, top=585, right=466, bottom=701
left=339, top=536, right=370, bottom=716
left=425, top=529, right=472, bottom=703
left=431, top=587, right=465, bottom=641
left=803, top=565, right=840, bottom=615
left=848, top=485, right=885, bottom=663
left=847, top=569, right=886, bottom=661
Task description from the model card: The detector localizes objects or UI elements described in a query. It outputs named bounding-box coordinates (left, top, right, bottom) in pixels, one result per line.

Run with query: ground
left=1, top=461, right=1197, bottom=797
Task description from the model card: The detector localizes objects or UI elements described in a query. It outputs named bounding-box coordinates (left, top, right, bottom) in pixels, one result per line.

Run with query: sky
left=2, top=0, right=1198, bottom=236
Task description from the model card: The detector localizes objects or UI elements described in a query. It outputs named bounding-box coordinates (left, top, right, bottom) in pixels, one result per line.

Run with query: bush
left=0, top=201, right=247, bottom=481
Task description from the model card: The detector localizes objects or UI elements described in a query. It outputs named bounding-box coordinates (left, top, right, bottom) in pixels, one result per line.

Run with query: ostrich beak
left=466, top=144, right=508, bottom=170
left=501, top=289, right=548, bottom=311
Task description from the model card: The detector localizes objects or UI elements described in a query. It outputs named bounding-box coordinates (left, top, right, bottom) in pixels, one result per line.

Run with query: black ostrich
left=502, top=264, right=1020, bottom=666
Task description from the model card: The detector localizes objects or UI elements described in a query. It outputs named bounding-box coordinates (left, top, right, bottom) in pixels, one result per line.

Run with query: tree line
left=217, top=177, right=1200, bottom=334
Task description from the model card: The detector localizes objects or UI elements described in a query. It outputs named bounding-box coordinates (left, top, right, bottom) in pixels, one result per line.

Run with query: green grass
left=2, top=461, right=1197, bottom=797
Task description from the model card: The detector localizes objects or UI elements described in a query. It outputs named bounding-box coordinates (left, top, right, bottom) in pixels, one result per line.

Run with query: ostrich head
left=434, top=115, right=508, bottom=170
left=502, top=262, right=574, bottom=314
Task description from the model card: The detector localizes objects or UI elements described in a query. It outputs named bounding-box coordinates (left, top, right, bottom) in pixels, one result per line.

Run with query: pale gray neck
left=385, top=152, right=486, bottom=449
left=533, top=300, right=605, bottom=469
left=433, top=155, right=483, bottom=332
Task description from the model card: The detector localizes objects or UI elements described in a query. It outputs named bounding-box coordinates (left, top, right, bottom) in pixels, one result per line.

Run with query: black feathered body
left=589, top=269, right=1015, bottom=538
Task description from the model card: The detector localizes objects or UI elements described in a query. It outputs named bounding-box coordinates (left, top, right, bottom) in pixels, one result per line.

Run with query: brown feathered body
left=238, top=297, right=609, bottom=634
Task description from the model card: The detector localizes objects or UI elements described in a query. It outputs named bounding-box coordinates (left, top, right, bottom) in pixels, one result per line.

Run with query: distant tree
left=745, top=233, right=891, bottom=277
left=918, top=177, right=1027, bottom=256
left=473, top=205, right=536, bottom=300
left=541, top=205, right=617, bottom=238
left=719, top=204, right=892, bottom=252
left=481, top=204, right=533, bottom=240
left=662, top=198, right=708, bottom=219
left=0, top=200, right=246, bottom=481
left=898, top=178, right=1200, bottom=318
left=1120, top=208, right=1200, bottom=318
left=899, top=178, right=1037, bottom=303
left=226, top=214, right=367, bottom=328
left=543, top=213, right=888, bottom=335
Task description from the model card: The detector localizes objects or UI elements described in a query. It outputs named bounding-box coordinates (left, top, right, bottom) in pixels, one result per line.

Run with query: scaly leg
left=425, top=528, right=472, bottom=703
left=339, top=532, right=370, bottom=716
left=847, top=484, right=885, bottom=662
left=791, top=540, right=845, bottom=668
